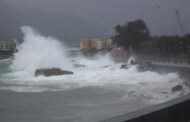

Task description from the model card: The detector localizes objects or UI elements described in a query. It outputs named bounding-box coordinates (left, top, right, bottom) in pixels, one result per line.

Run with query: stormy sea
left=0, top=26, right=189, bottom=122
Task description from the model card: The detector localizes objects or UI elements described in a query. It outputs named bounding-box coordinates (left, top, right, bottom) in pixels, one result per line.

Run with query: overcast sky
left=6, top=0, right=190, bottom=36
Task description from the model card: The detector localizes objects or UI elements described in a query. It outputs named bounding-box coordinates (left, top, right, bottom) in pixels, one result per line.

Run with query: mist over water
left=0, top=26, right=189, bottom=104
left=11, top=26, right=72, bottom=74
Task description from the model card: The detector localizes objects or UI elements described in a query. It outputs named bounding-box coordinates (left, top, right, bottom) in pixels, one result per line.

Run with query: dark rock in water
left=172, top=85, right=183, bottom=92
left=120, top=64, right=128, bottom=69
left=130, top=60, right=137, bottom=65
left=35, top=68, right=73, bottom=77
left=101, top=65, right=110, bottom=68
left=73, top=64, right=85, bottom=68
left=137, top=62, right=155, bottom=72
left=161, top=92, right=168, bottom=94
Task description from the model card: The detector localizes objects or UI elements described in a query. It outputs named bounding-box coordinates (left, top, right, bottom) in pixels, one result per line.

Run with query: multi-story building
left=0, top=39, right=20, bottom=59
left=80, top=39, right=93, bottom=49
left=0, top=41, right=16, bottom=51
left=80, top=38, right=112, bottom=49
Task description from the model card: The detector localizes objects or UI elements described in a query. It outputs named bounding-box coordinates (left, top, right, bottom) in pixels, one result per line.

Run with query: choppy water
left=0, top=57, right=189, bottom=103
left=0, top=26, right=189, bottom=122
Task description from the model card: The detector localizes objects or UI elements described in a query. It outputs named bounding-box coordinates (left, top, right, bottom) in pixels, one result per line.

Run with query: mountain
left=0, top=0, right=107, bottom=42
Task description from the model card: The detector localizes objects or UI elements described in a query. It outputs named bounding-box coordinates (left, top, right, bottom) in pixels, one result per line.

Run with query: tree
left=185, top=34, right=190, bottom=41
left=140, top=36, right=184, bottom=50
left=113, top=19, right=150, bottom=50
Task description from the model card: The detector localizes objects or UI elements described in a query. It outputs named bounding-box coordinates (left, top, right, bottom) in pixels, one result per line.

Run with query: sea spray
left=11, top=26, right=72, bottom=75
left=2, top=63, right=189, bottom=104
left=0, top=26, right=189, bottom=104
left=75, top=53, right=115, bottom=68
left=127, top=56, right=136, bottom=64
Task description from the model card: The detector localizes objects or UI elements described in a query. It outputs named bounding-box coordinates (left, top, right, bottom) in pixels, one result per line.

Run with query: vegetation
left=141, top=35, right=190, bottom=51
left=112, top=19, right=150, bottom=49
left=112, top=19, right=190, bottom=57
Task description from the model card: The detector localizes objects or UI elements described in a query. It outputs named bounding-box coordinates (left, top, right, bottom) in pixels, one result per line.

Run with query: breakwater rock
left=34, top=68, right=73, bottom=77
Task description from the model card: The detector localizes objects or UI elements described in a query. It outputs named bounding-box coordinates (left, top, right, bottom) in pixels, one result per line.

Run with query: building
left=80, top=39, right=94, bottom=49
left=111, top=47, right=127, bottom=62
left=0, top=39, right=20, bottom=59
left=0, top=41, right=16, bottom=51
left=80, top=38, right=112, bottom=49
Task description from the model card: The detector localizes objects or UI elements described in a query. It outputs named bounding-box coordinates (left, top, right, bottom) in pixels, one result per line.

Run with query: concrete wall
left=101, top=65, right=190, bottom=122
left=101, top=93, right=190, bottom=122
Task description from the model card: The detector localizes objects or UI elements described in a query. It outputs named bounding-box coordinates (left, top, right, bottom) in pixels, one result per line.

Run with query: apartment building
left=80, top=38, right=112, bottom=49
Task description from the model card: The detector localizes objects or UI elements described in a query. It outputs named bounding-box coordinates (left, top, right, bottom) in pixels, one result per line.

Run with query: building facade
left=80, top=38, right=112, bottom=49
left=0, top=39, right=19, bottom=59
left=0, top=41, right=16, bottom=51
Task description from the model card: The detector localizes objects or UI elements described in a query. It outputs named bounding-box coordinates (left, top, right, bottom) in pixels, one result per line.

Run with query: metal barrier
left=100, top=94, right=190, bottom=122
left=137, top=56, right=190, bottom=65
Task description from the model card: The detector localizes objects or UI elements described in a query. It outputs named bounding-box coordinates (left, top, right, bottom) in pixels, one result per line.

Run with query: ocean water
left=0, top=26, right=189, bottom=122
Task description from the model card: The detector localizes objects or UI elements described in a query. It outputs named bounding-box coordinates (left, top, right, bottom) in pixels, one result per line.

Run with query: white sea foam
left=11, top=26, right=72, bottom=75
left=0, top=26, right=189, bottom=104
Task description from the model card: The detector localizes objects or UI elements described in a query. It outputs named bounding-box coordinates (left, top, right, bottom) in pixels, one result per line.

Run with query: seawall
left=100, top=63, right=190, bottom=122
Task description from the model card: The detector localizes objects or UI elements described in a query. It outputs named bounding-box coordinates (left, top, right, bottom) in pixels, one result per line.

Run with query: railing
left=137, top=56, right=190, bottom=65
left=134, top=49, right=190, bottom=65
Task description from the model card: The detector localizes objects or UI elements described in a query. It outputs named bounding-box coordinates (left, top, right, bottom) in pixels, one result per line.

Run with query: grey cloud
left=5, top=0, right=190, bottom=35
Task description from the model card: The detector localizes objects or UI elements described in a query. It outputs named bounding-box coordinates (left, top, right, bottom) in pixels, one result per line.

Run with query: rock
left=34, top=68, right=73, bottom=77
left=172, top=85, right=183, bottom=92
left=137, top=62, right=155, bottom=72
left=101, top=65, right=110, bottom=68
left=73, top=64, right=85, bottom=68
left=120, top=64, right=128, bottom=69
